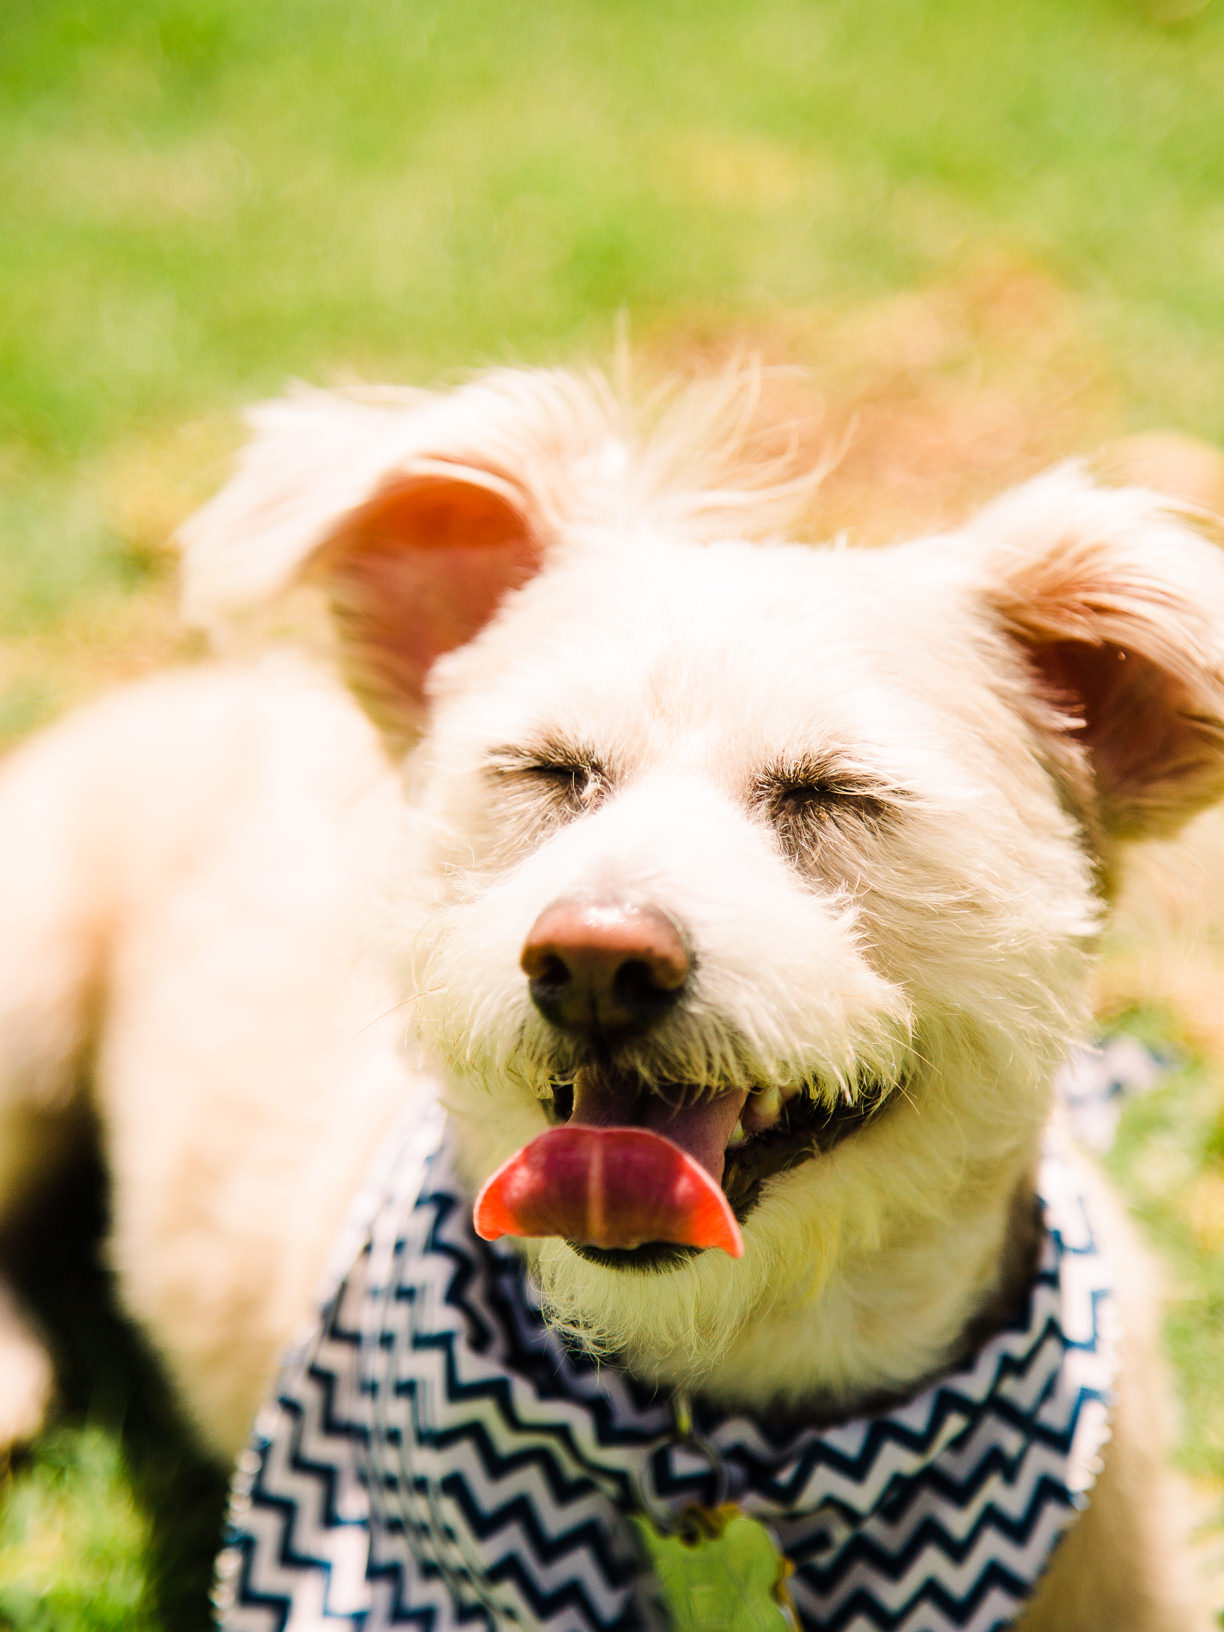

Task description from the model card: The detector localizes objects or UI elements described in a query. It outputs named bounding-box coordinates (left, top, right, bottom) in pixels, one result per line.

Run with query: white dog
left=0, top=368, right=1221, bottom=1630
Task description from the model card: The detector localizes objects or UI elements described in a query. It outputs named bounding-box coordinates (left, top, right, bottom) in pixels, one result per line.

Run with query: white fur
left=1, top=366, right=1221, bottom=1626
left=0, top=653, right=419, bottom=1454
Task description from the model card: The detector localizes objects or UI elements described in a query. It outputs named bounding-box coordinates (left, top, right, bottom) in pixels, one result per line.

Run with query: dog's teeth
left=745, top=1085, right=783, bottom=1132
left=728, top=1120, right=747, bottom=1148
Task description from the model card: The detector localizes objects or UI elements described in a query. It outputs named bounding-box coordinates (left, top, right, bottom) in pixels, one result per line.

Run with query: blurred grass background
left=3, top=0, right=1224, bottom=1623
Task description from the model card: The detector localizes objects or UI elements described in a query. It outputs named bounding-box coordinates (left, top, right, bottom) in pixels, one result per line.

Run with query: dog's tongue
left=473, top=1083, right=747, bottom=1257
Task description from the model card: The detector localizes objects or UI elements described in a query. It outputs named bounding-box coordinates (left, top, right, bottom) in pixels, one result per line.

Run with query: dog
left=0, top=366, right=1221, bottom=1629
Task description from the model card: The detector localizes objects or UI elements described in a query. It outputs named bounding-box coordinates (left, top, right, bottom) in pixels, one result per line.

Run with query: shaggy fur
left=1, top=366, right=1221, bottom=1627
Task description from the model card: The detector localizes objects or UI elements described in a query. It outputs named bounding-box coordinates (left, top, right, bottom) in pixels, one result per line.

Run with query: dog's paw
left=0, top=1284, right=53, bottom=1455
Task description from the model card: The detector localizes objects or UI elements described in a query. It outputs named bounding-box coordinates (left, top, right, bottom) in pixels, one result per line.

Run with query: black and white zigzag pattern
left=216, top=1090, right=1117, bottom=1632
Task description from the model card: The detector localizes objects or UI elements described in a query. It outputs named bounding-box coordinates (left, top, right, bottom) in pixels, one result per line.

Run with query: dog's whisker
left=355, top=983, right=454, bottom=1036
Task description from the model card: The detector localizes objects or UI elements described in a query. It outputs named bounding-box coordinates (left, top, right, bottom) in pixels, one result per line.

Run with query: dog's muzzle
left=475, top=896, right=894, bottom=1266
left=475, top=897, right=745, bottom=1259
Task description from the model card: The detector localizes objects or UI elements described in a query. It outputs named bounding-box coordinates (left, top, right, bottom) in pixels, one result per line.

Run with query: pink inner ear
left=1028, top=635, right=1224, bottom=839
left=319, top=473, right=540, bottom=723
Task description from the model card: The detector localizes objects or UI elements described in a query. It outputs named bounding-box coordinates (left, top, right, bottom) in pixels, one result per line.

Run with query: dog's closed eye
left=487, top=744, right=610, bottom=825
left=753, top=760, right=905, bottom=863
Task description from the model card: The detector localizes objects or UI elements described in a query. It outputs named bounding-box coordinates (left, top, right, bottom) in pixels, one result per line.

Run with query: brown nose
left=521, top=900, right=691, bottom=1037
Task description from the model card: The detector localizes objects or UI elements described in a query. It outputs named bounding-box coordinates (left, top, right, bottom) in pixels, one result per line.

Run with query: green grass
left=2, top=0, right=1224, bottom=671
left=4, top=0, right=1224, bottom=1622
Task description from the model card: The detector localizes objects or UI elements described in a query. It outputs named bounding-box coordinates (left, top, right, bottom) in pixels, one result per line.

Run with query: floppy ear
left=178, top=382, right=579, bottom=735
left=969, top=465, right=1224, bottom=845
left=305, top=464, right=538, bottom=731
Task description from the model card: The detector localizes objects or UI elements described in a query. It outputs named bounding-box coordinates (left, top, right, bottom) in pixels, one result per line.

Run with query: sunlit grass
left=0, top=1427, right=155, bottom=1631
left=2, top=0, right=1224, bottom=668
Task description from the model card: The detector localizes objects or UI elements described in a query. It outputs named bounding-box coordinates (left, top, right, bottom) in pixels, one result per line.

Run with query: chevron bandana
left=215, top=1098, right=1116, bottom=1632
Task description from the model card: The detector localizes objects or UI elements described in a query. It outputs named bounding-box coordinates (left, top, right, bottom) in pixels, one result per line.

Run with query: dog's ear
left=969, top=465, right=1224, bottom=844
left=306, top=462, right=538, bottom=732
left=178, top=381, right=600, bottom=734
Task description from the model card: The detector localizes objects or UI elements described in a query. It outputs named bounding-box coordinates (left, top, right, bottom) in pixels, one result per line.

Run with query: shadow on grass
left=3, top=1135, right=227, bottom=1631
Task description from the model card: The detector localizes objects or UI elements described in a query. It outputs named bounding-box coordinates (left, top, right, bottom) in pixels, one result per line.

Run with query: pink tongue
left=473, top=1086, right=747, bottom=1257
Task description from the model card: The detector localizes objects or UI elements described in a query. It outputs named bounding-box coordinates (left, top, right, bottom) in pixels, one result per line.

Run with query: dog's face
left=182, top=370, right=1224, bottom=1406
left=412, top=537, right=1085, bottom=1200
left=400, top=525, right=1102, bottom=1389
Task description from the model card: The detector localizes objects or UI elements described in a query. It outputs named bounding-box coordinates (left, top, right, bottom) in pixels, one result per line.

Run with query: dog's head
left=183, top=369, right=1224, bottom=1406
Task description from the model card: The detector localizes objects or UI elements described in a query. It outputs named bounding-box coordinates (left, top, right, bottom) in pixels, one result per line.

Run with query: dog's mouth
left=472, top=1066, right=892, bottom=1272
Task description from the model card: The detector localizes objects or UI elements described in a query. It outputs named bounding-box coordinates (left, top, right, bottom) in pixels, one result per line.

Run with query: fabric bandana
left=215, top=1083, right=1118, bottom=1632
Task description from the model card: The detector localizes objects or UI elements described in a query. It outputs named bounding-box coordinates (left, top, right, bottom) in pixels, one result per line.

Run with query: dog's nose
left=521, top=900, right=691, bottom=1036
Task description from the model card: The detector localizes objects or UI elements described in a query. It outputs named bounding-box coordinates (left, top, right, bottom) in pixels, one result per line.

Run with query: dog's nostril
left=529, top=952, right=571, bottom=998
left=612, top=958, right=678, bottom=1014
